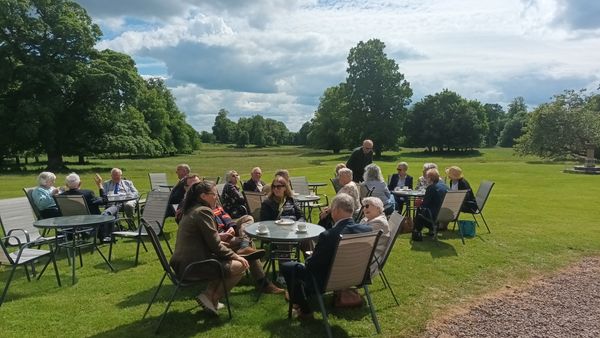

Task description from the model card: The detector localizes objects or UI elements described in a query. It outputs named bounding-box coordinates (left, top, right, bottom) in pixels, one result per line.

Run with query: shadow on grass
left=263, top=317, right=350, bottom=338
left=410, top=237, right=458, bottom=258
left=400, top=150, right=483, bottom=159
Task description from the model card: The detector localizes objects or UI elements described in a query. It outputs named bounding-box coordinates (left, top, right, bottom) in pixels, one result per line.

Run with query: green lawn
left=1, top=145, right=599, bottom=337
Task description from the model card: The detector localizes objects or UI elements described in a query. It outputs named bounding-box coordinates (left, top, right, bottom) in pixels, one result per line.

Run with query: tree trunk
left=15, top=156, right=20, bottom=165
left=78, top=155, right=85, bottom=164
left=333, top=149, right=340, bottom=154
left=35, top=155, right=40, bottom=163
left=47, top=151, right=66, bottom=171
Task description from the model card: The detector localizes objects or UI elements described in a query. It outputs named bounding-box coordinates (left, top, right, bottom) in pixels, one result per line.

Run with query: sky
left=75, top=0, right=600, bottom=132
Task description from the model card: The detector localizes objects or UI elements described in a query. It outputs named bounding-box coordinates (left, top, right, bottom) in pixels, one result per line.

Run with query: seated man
left=318, top=168, right=360, bottom=229
left=167, top=163, right=191, bottom=217
left=412, top=168, right=448, bottom=241
left=281, top=193, right=372, bottom=319
left=98, top=168, right=139, bottom=218
left=61, top=172, right=118, bottom=242
left=242, top=167, right=265, bottom=192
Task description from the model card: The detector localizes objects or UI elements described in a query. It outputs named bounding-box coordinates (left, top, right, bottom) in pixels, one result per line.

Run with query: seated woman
left=415, top=162, right=437, bottom=190
left=260, top=175, right=304, bottom=222
left=32, top=171, right=61, bottom=218
left=170, top=181, right=249, bottom=314
left=445, top=166, right=478, bottom=213
left=221, top=170, right=248, bottom=219
left=359, top=197, right=391, bottom=276
left=318, top=168, right=360, bottom=229
left=387, top=161, right=414, bottom=213
left=363, top=164, right=395, bottom=215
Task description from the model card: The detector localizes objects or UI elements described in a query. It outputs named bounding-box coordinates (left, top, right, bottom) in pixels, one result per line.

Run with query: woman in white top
left=360, top=197, right=390, bottom=276
left=362, top=163, right=395, bottom=215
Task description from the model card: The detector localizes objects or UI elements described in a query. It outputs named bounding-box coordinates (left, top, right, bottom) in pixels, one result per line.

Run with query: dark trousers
left=281, top=262, right=314, bottom=313
left=414, top=208, right=434, bottom=233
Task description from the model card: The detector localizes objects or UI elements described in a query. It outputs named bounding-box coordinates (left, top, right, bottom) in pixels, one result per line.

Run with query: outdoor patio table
left=308, top=182, right=327, bottom=194
left=34, top=214, right=116, bottom=285
left=294, top=194, right=321, bottom=222
left=244, top=220, right=325, bottom=281
left=104, top=194, right=139, bottom=228
left=391, top=188, right=425, bottom=218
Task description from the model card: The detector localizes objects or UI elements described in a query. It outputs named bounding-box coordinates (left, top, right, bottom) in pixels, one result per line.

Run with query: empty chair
left=288, top=231, right=383, bottom=338
left=0, top=233, right=61, bottom=307
left=54, top=195, right=90, bottom=216
left=108, top=191, right=171, bottom=265
left=149, top=173, right=171, bottom=192
left=289, top=176, right=311, bottom=195
left=462, top=180, right=495, bottom=233
left=0, top=197, right=58, bottom=247
left=142, top=224, right=231, bottom=333
left=242, top=191, right=266, bottom=221
left=372, top=211, right=404, bottom=305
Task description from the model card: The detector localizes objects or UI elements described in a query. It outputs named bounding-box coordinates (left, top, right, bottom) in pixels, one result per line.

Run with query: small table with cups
left=294, top=194, right=321, bottom=222
left=244, top=220, right=325, bottom=281
left=391, top=188, right=425, bottom=218
left=104, top=193, right=139, bottom=229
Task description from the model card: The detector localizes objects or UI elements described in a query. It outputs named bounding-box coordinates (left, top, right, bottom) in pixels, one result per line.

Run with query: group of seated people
left=31, top=168, right=139, bottom=242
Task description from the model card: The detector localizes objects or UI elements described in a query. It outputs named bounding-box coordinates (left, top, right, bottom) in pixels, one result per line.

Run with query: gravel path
left=423, top=256, right=600, bottom=338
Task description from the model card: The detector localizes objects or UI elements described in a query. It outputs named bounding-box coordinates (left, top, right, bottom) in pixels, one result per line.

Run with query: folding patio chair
left=462, top=180, right=495, bottom=233
left=290, top=176, right=328, bottom=219
left=142, top=224, right=231, bottom=333
left=0, top=197, right=58, bottom=247
left=371, top=211, right=404, bottom=305
left=288, top=230, right=383, bottom=338
left=418, top=190, right=468, bottom=244
left=108, top=190, right=171, bottom=265
left=242, top=191, right=266, bottom=221
left=330, top=178, right=341, bottom=193
left=23, top=187, right=44, bottom=220
left=0, top=233, right=61, bottom=307
left=149, top=173, right=171, bottom=192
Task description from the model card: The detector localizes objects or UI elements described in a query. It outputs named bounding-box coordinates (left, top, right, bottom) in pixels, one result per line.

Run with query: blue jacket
left=422, top=180, right=448, bottom=221
left=306, top=217, right=372, bottom=291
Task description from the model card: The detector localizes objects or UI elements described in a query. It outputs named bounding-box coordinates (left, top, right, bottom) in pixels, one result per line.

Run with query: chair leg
left=379, top=270, right=399, bottom=306
left=480, top=213, right=491, bottom=233
left=220, top=272, right=232, bottom=319
left=143, top=273, right=167, bottom=319
left=135, top=236, right=141, bottom=266
left=0, top=264, right=19, bottom=307
left=155, top=284, right=181, bottom=334
left=51, top=254, right=61, bottom=286
left=456, top=220, right=465, bottom=245
left=37, top=255, right=52, bottom=280
left=108, top=238, right=114, bottom=262
left=23, top=265, right=31, bottom=282
left=161, top=234, right=173, bottom=255
left=287, top=268, right=296, bottom=319
left=364, top=285, right=381, bottom=334
left=311, top=276, right=332, bottom=338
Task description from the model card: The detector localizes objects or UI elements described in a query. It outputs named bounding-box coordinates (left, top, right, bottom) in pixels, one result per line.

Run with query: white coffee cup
left=297, top=223, right=307, bottom=232
left=402, top=186, right=409, bottom=190
left=258, top=223, right=268, bottom=233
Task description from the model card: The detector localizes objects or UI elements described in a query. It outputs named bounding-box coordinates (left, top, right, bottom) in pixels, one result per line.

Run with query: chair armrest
left=2, top=235, right=23, bottom=248
left=180, top=258, right=224, bottom=281
left=7, top=228, right=31, bottom=243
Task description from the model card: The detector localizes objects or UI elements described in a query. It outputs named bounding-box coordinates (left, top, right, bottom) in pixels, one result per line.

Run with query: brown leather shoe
left=261, top=282, right=284, bottom=294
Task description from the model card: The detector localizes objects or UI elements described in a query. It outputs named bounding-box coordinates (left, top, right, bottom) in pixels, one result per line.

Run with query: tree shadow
left=262, top=317, right=349, bottom=338
left=400, top=150, right=483, bottom=159
left=409, top=237, right=458, bottom=258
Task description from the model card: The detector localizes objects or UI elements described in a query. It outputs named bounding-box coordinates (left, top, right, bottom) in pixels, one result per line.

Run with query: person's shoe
left=411, top=231, right=423, bottom=242
left=196, top=294, right=218, bottom=315
left=237, top=247, right=265, bottom=260
left=291, top=308, right=314, bottom=320
left=102, top=237, right=113, bottom=243
left=216, top=302, right=225, bottom=310
left=261, top=282, right=284, bottom=294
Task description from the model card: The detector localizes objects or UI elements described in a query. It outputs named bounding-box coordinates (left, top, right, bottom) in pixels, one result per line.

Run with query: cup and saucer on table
left=275, top=219, right=295, bottom=225
left=295, top=223, right=308, bottom=233
left=256, top=223, right=269, bottom=234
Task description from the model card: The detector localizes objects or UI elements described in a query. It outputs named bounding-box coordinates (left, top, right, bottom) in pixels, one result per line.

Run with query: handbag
left=458, top=220, right=476, bottom=237
left=400, top=216, right=414, bottom=233
left=333, top=288, right=363, bottom=308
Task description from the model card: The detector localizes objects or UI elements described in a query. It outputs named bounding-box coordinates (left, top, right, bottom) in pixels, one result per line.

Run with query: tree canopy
left=210, top=109, right=294, bottom=147
left=0, top=0, right=199, bottom=169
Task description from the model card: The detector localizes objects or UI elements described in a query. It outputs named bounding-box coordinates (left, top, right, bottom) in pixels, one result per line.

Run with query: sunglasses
left=272, top=184, right=286, bottom=189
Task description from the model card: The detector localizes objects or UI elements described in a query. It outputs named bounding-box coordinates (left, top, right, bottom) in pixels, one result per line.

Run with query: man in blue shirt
left=412, top=168, right=448, bottom=241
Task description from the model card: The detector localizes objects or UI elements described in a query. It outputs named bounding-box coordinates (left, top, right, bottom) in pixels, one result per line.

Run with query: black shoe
left=411, top=231, right=423, bottom=242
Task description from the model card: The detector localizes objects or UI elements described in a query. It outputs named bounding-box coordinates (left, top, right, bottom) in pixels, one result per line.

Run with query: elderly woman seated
left=221, top=170, right=248, bottom=219
left=445, top=166, right=478, bottom=213
left=359, top=197, right=391, bottom=275
left=318, top=168, right=360, bottom=229
left=32, top=171, right=61, bottom=218
left=170, top=181, right=250, bottom=314
left=363, top=164, right=395, bottom=215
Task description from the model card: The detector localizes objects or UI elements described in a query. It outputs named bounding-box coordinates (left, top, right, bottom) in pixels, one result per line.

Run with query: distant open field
left=1, top=145, right=599, bottom=337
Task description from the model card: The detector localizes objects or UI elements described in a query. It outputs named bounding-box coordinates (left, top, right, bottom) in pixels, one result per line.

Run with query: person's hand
left=235, top=256, right=249, bottom=269
left=94, top=173, right=103, bottom=187
left=225, top=227, right=235, bottom=236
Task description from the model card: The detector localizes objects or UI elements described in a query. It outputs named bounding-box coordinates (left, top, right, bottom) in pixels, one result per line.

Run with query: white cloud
left=77, top=0, right=600, bottom=132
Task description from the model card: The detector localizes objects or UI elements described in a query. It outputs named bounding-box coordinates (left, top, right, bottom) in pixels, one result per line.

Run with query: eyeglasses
left=397, top=168, right=404, bottom=171
left=363, top=204, right=371, bottom=209
left=272, top=184, right=286, bottom=189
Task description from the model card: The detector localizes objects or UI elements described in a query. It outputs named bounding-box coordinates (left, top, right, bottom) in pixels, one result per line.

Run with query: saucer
left=256, top=230, right=269, bottom=235
left=275, top=219, right=295, bottom=225
left=295, top=230, right=308, bottom=234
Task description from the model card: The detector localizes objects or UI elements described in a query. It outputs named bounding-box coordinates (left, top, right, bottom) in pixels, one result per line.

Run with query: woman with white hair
left=360, top=197, right=390, bottom=275
left=221, top=170, right=248, bottom=218
left=363, top=164, right=395, bottom=215
left=32, top=171, right=61, bottom=218
left=415, top=163, right=438, bottom=190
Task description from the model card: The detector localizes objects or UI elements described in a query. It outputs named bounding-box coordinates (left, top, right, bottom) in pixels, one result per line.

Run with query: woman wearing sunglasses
left=260, top=175, right=304, bottom=222
left=359, top=197, right=390, bottom=275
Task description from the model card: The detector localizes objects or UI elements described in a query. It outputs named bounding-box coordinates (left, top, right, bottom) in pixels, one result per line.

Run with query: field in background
left=0, top=145, right=599, bottom=337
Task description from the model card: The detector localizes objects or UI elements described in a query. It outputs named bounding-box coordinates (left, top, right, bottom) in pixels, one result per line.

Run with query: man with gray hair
left=280, top=193, right=372, bottom=319
left=168, top=164, right=191, bottom=217
left=96, top=168, right=138, bottom=218
left=60, top=173, right=118, bottom=242
left=346, top=139, right=374, bottom=182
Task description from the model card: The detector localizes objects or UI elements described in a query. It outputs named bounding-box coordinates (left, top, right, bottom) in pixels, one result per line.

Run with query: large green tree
left=404, top=89, right=487, bottom=151
left=345, top=39, right=412, bottom=157
left=515, top=90, right=600, bottom=159
left=309, top=83, right=349, bottom=153
left=483, top=103, right=506, bottom=147
left=212, top=109, right=236, bottom=143
left=498, top=97, right=528, bottom=147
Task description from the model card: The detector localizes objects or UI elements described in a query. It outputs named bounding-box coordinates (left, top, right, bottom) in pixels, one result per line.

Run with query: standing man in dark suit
left=387, top=161, right=414, bottom=213
left=167, top=163, right=190, bottom=216
left=412, top=168, right=448, bottom=241
left=61, top=173, right=118, bottom=242
left=242, top=167, right=266, bottom=192
left=280, top=193, right=372, bottom=319
left=346, top=139, right=374, bottom=182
